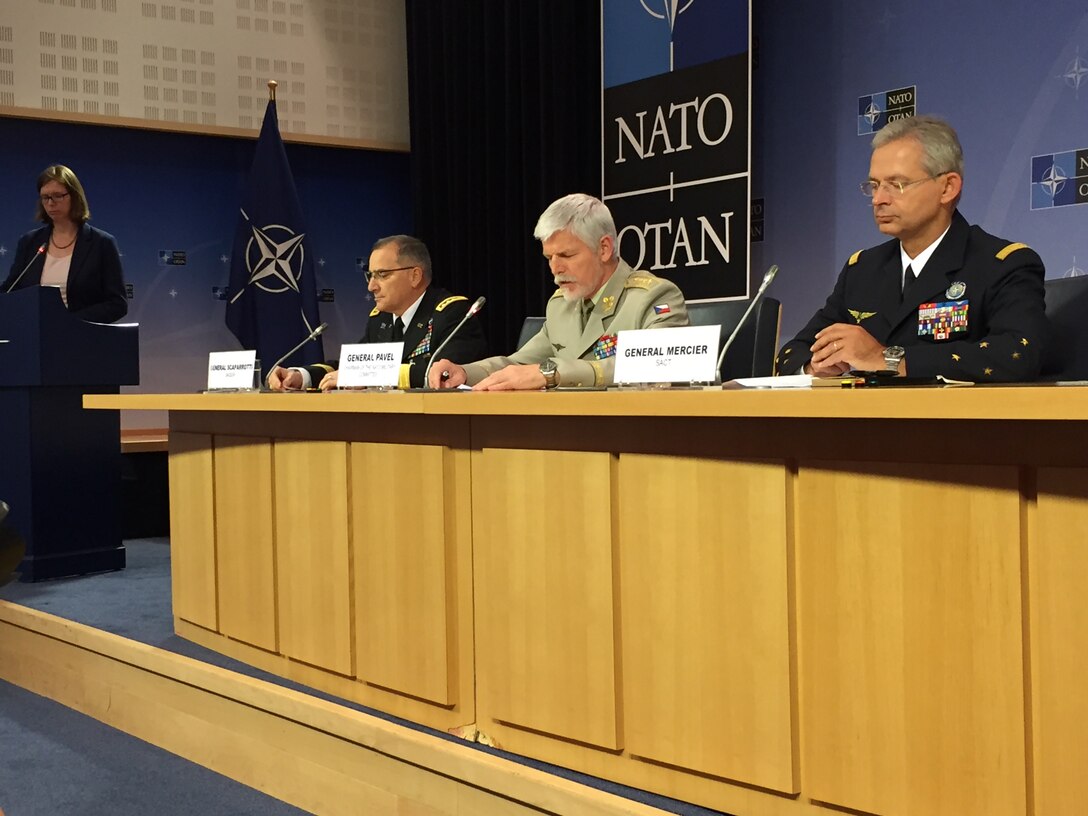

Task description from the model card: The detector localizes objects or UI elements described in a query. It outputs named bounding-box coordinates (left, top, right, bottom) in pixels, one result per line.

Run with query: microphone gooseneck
left=266, top=322, right=328, bottom=385
left=714, top=264, right=779, bottom=383
left=4, top=243, right=48, bottom=294
left=423, top=295, right=486, bottom=387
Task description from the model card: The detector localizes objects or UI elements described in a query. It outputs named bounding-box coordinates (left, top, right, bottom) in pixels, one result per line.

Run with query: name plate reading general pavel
left=207, top=350, right=257, bottom=390
left=614, top=325, right=720, bottom=384
left=337, top=342, right=403, bottom=388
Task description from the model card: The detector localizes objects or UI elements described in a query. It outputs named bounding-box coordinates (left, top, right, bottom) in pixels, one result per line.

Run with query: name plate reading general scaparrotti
left=613, top=325, right=720, bottom=384
left=206, top=350, right=257, bottom=390
left=336, top=342, right=403, bottom=388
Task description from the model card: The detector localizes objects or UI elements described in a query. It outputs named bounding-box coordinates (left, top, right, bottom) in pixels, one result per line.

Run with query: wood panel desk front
left=86, top=387, right=1088, bottom=816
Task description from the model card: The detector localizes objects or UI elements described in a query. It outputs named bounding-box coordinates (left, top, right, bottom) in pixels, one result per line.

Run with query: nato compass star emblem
left=1065, top=256, right=1086, bottom=278
left=640, top=0, right=694, bottom=69
left=231, top=209, right=306, bottom=304
left=1060, top=53, right=1088, bottom=95
left=1040, top=164, right=1068, bottom=198
left=864, top=100, right=882, bottom=126
left=640, top=0, right=694, bottom=32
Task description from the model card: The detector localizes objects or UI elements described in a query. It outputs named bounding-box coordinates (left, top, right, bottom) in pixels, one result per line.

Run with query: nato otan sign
left=602, top=0, right=751, bottom=301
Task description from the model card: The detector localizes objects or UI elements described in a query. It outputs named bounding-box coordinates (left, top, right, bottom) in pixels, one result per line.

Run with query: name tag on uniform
left=918, top=300, right=968, bottom=340
left=337, top=342, right=403, bottom=387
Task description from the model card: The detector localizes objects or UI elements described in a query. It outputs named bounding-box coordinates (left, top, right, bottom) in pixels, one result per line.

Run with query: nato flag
left=226, top=99, right=324, bottom=369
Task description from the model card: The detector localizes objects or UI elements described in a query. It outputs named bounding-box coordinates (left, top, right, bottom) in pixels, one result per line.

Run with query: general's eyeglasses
left=860, top=172, right=950, bottom=198
left=363, top=265, right=415, bottom=283
left=39, top=192, right=71, bottom=204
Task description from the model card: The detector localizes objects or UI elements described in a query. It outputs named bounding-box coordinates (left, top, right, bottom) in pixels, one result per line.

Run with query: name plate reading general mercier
left=614, top=325, right=720, bottom=385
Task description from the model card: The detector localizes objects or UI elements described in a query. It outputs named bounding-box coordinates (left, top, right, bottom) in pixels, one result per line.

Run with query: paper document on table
left=732, top=374, right=813, bottom=388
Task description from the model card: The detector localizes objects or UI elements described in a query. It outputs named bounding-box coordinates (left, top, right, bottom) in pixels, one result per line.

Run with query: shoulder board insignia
left=550, top=289, right=564, bottom=300
left=996, top=242, right=1029, bottom=261
left=369, top=306, right=381, bottom=317
left=435, top=295, right=467, bottom=312
left=848, top=250, right=863, bottom=266
left=624, top=274, right=655, bottom=290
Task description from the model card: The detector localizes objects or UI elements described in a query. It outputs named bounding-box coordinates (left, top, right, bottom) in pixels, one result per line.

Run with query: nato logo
left=604, top=0, right=748, bottom=87
left=858, top=86, right=916, bottom=135
left=1031, top=149, right=1088, bottom=210
left=1058, top=49, right=1088, bottom=96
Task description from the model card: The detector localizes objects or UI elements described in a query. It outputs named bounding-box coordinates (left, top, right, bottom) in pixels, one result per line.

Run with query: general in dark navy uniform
left=778, top=116, right=1047, bottom=382
left=267, top=235, right=488, bottom=390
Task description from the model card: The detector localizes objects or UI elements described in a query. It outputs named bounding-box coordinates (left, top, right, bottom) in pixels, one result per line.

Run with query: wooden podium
left=0, top=287, right=138, bottom=581
left=84, top=387, right=1088, bottom=816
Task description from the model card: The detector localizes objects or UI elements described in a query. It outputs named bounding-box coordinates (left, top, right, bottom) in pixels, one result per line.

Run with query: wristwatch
left=539, top=359, right=560, bottom=389
left=883, top=345, right=906, bottom=373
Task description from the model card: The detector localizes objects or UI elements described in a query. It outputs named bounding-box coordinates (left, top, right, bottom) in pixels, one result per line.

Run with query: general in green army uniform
left=430, top=193, right=689, bottom=390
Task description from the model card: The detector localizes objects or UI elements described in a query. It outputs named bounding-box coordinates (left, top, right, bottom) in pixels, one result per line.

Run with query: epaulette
left=369, top=305, right=381, bottom=317
left=848, top=250, right=863, bottom=266
left=996, top=242, right=1029, bottom=261
left=435, top=295, right=467, bottom=312
left=624, top=273, right=655, bottom=290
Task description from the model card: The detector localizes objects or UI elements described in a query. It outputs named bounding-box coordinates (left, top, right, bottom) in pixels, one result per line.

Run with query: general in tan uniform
left=429, top=193, right=688, bottom=391
left=464, top=259, right=687, bottom=387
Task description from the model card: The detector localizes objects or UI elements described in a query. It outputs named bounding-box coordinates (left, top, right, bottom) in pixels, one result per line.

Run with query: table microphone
left=266, top=322, right=327, bottom=387
left=423, top=296, right=485, bottom=387
left=4, top=243, right=47, bottom=293
left=714, top=264, right=779, bottom=384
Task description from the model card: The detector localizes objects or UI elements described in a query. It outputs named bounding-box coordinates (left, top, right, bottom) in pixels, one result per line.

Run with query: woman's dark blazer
left=3, top=222, right=127, bottom=323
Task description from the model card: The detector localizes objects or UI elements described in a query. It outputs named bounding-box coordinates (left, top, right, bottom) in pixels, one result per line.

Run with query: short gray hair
left=533, top=193, right=618, bottom=248
left=372, top=234, right=432, bottom=282
left=871, top=115, right=964, bottom=177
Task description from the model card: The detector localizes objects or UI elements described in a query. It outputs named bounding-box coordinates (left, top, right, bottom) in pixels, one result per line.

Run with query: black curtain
left=405, top=1, right=601, bottom=355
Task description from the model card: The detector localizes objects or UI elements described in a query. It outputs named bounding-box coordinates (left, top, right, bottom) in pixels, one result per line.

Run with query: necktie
left=391, top=318, right=403, bottom=341
left=581, top=300, right=593, bottom=330
left=901, top=264, right=916, bottom=299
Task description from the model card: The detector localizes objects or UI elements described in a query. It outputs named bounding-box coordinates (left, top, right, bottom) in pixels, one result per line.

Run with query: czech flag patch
left=653, top=303, right=671, bottom=315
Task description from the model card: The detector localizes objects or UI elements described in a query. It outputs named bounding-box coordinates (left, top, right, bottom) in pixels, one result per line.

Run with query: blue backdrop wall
left=0, top=115, right=411, bottom=425
left=753, top=1, right=1088, bottom=344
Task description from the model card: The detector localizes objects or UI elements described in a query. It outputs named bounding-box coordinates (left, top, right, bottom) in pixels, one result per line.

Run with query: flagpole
left=268, top=79, right=277, bottom=101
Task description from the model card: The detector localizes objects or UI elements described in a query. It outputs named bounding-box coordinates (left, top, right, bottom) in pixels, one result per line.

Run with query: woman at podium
left=2, top=165, right=127, bottom=323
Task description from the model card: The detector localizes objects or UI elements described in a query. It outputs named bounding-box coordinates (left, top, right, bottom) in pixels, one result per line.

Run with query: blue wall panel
left=754, top=1, right=1088, bottom=342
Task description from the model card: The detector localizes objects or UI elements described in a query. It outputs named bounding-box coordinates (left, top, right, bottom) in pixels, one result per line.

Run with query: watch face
left=540, top=361, right=557, bottom=375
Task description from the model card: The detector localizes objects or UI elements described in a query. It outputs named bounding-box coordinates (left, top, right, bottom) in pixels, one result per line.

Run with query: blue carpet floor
left=0, top=539, right=732, bottom=816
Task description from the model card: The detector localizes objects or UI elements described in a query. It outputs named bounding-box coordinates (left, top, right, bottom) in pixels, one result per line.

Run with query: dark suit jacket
left=777, top=211, right=1048, bottom=382
left=304, top=286, right=489, bottom=388
left=3, top=223, right=128, bottom=323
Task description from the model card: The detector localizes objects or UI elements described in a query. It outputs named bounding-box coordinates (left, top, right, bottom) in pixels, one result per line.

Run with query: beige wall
left=0, top=0, right=409, bottom=147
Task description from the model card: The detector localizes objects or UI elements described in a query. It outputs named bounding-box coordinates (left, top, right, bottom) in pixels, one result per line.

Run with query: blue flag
left=226, top=99, right=324, bottom=369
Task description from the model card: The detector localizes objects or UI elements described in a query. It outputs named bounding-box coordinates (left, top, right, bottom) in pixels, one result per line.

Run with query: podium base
left=18, top=543, right=126, bottom=583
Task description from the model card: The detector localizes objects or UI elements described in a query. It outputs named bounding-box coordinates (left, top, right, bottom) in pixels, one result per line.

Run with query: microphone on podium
left=714, top=264, right=779, bottom=384
left=423, top=296, right=485, bottom=388
left=4, top=243, right=48, bottom=294
left=266, top=322, right=328, bottom=388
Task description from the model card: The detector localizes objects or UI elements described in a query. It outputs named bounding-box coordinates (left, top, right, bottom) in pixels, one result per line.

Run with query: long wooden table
left=85, top=387, right=1088, bottom=816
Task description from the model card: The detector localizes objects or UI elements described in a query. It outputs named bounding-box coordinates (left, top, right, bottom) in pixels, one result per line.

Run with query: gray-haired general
left=777, top=115, right=1047, bottom=382
left=429, top=193, right=688, bottom=390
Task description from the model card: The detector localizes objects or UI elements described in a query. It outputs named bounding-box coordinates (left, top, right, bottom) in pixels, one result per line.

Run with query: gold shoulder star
left=979, top=341, right=990, bottom=348
left=1020, top=338, right=1030, bottom=346
left=984, top=367, right=993, bottom=376
left=952, top=353, right=961, bottom=361
left=1012, top=352, right=1021, bottom=360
